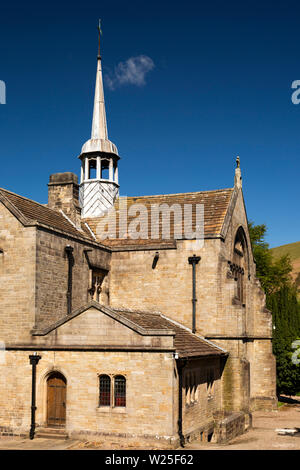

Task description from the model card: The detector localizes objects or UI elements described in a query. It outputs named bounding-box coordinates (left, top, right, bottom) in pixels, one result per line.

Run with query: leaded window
left=114, top=375, right=126, bottom=407
left=99, top=375, right=111, bottom=406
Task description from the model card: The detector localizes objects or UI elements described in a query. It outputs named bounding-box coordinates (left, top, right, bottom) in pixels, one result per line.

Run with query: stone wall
left=31, top=306, right=175, bottom=351
left=108, top=189, right=277, bottom=412
left=0, top=203, right=36, bottom=343
left=213, top=411, right=250, bottom=443
left=0, top=198, right=112, bottom=339
left=248, top=339, right=277, bottom=410
left=108, top=191, right=264, bottom=339
left=35, top=228, right=110, bottom=329
left=0, top=350, right=178, bottom=447
left=109, top=239, right=221, bottom=335
left=218, top=191, right=276, bottom=409
left=182, top=357, right=222, bottom=439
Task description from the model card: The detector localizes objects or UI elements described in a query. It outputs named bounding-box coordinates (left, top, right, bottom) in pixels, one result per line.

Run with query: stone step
left=35, top=433, right=68, bottom=440
left=35, top=427, right=68, bottom=440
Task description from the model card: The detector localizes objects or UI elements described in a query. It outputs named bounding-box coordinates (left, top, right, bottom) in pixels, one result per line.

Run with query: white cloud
left=105, top=55, right=154, bottom=90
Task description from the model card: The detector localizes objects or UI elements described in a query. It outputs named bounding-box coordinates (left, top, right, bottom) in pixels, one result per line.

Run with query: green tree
left=248, top=222, right=293, bottom=295
left=270, top=286, right=300, bottom=395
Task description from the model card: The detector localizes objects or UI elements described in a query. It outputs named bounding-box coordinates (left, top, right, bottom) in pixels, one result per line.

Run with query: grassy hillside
left=271, top=241, right=300, bottom=262
left=271, top=241, right=300, bottom=291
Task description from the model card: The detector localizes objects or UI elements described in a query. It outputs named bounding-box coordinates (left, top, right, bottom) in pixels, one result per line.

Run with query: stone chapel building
left=0, top=35, right=276, bottom=447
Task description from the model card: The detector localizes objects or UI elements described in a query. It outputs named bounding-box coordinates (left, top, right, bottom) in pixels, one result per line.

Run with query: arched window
left=232, top=227, right=248, bottom=304
left=99, top=375, right=111, bottom=406
left=114, top=375, right=126, bottom=407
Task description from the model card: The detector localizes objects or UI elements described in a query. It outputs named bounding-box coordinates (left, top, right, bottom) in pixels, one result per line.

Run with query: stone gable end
left=34, top=306, right=174, bottom=350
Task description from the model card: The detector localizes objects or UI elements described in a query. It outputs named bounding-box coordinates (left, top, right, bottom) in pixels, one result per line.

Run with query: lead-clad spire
left=79, top=19, right=119, bottom=156
left=91, top=20, right=108, bottom=141
left=91, top=53, right=108, bottom=140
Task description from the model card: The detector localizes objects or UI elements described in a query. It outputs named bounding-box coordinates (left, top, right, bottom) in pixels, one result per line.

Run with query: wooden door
left=47, top=372, right=66, bottom=427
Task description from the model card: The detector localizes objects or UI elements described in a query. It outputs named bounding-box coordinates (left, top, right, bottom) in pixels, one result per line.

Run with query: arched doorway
left=46, top=372, right=67, bottom=427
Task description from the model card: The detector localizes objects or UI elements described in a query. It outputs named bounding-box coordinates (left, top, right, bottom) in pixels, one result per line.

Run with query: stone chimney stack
left=48, top=172, right=82, bottom=228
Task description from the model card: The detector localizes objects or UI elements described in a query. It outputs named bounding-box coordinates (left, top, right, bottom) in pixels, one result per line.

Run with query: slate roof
left=0, top=186, right=235, bottom=251
left=83, top=188, right=234, bottom=248
left=32, top=302, right=227, bottom=358
left=0, top=188, right=94, bottom=242
left=113, top=308, right=227, bottom=358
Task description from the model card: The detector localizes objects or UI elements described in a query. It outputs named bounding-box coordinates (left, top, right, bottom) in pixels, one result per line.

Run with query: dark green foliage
left=267, top=286, right=300, bottom=395
left=248, top=222, right=300, bottom=396
left=248, top=222, right=293, bottom=295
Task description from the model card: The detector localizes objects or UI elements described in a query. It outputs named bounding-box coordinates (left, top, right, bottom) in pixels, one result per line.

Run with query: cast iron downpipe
left=65, top=246, right=74, bottom=315
left=29, top=353, right=41, bottom=440
left=177, top=358, right=187, bottom=447
left=188, top=254, right=201, bottom=333
left=152, top=251, right=159, bottom=269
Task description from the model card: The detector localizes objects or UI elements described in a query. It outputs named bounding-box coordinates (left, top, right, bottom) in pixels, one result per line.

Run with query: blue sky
left=0, top=0, right=300, bottom=248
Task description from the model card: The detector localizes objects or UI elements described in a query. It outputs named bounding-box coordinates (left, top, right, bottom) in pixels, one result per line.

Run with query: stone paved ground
left=185, top=401, right=300, bottom=451
left=0, top=436, right=79, bottom=450
left=1, top=401, right=300, bottom=450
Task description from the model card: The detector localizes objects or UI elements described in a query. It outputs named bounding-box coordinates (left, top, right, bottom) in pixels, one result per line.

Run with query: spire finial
left=234, top=155, right=242, bottom=189
left=97, top=19, right=102, bottom=59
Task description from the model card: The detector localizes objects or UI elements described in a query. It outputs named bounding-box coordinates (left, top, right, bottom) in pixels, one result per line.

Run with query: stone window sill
left=97, top=406, right=127, bottom=414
